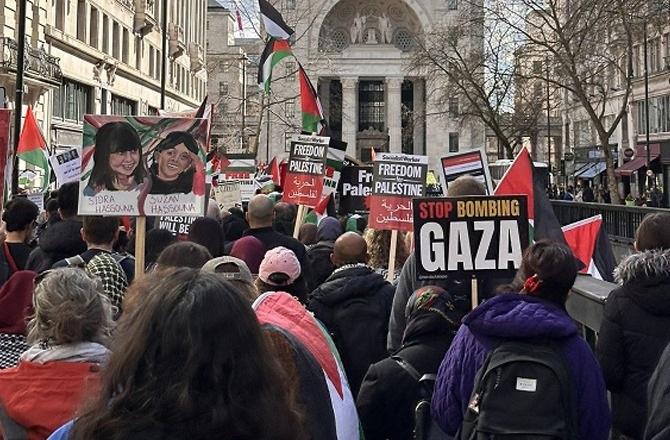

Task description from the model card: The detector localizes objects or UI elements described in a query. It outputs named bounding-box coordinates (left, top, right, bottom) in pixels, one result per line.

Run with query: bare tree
left=478, top=0, right=662, bottom=203
left=412, top=5, right=551, bottom=160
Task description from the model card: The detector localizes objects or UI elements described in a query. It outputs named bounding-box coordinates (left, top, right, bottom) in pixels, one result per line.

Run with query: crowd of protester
left=0, top=177, right=669, bottom=439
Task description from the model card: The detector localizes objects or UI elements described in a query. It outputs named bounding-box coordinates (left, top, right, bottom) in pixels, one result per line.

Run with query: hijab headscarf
left=402, top=286, right=460, bottom=344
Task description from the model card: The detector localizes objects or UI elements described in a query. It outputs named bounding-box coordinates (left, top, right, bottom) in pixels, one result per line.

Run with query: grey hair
left=27, top=268, right=112, bottom=346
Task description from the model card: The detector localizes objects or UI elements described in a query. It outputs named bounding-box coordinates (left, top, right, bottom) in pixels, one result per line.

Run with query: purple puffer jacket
left=431, top=294, right=611, bottom=439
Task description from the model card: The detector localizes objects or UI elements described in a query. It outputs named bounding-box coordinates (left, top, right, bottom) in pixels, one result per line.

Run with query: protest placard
left=413, top=195, right=529, bottom=281
left=338, top=166, right=372, bottom=215
left=283, top=134, right=329, bottom=208
left=368, top=153, right=428, bottom=232
left=0, top=109, right=11, bottom=205
left=441, top=148, right=493, bottom=195
left=219, top=155, right=257, bottom=202
left=154, top=216, right=199, bottom=240
left=78, top=115, right=208, bottom=217
left=27, top=193, right=44, bottom=211
left=322, top=140, right=347, bottom=199
left=213, top=181, right=242, bottom=212
left=50, top=147, right=81, bottom=185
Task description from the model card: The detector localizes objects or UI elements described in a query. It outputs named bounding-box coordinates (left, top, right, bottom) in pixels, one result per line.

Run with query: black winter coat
left=357, top=322, right=454, bottom=440
left=306, top=241, right=335, bottom=292
left=308, top=265, right=395, bottom=397
left=597, top=249, right=670, bottom=439
left=25, top=219, right=86, bottom=273
left=645, top=342, right=670, bottom=440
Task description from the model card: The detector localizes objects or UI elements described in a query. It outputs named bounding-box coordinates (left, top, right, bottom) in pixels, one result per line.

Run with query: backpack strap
left=64, top=254, right=86, bottom=267
left=2, top=242, right=19, bottom=274
left=391, top=355, right=422, bottom=382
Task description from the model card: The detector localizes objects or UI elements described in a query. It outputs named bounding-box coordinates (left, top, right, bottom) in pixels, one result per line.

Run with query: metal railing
left=551, top=200, right=670, bottom=242
left=568, top=275, right=615, bottom=348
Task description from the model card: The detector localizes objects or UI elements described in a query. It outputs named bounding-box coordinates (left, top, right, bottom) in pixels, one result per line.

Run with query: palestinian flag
left=494, top=148, right=565, bottom=244
left=17, top=106, right=50, bottom=191
left=298, top=63, right=325, bottom=134
left=259, top=0, right=294, bottom=40
left=562, top=215, right=616, bottom=282
left=267, top=156, right=281, bottom=185
left=253, top=292, right=361, bottom=439
left=258, top=39, right=292, bottom=93
left=304, top=193, right=331, bottom=225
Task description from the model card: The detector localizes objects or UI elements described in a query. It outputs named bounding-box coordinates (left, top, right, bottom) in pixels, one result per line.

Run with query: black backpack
left=392, top=355, right=450, bottom=440
left=458, top=340, right=577, bottom=440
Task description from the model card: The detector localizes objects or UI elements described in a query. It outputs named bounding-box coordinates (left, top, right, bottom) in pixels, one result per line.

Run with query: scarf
left=20, top=341, right=110, bottom=365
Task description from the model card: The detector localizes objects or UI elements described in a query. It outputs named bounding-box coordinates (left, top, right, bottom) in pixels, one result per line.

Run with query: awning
left=615, top=144, right=661, bottom=177
left=577, top=162, right=607, bottom=179
left=573, top=162, right=592, bottom=175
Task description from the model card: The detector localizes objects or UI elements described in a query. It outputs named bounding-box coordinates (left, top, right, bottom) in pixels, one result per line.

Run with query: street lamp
left=240, top=53, right=248, bottom=151
left=160, top=0, right=168, bottom=110
left=12, top=0, right=27, bottom=195
left=643, top=19, right=652, bottom=190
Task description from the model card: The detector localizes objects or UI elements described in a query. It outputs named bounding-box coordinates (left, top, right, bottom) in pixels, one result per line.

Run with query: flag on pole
left=258, top=39, right=292, bottom=92
left=297, top=63, right=325, bottom=134
left=17, top=106, right=50, bottom=191
left=259, top=0, right=294, bottom=40
left=236, top=9, right=244, bottom=31
left=494, top=148, right=565, bottom=244
left=562, top=215, right=616, bottom=282
left=304, top=193, right=331, bottom=225
left=267, top=156, right=281, bottom=185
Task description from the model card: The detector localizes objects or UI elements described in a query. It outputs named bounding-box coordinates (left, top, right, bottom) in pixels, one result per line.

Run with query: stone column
left=320, top=78, right=331, bottom=124
left=386, top=77, right=403, bottom=153
left=341, top=76, right=358, bottom=157
left=412, top=78, right=425, bottom=155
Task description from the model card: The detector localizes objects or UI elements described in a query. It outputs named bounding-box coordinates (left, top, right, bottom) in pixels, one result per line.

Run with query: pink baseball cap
left=259, top=246, right=301, bottom=286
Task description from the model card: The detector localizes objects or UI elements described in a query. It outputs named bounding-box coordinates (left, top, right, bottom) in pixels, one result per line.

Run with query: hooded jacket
left=357, top=289, right=458, bottom=440
left=645, top=343, right=670, bottom=440
left=308, top=265, right=395, bottom=397
left=431, top=294, right=610, bottom=440
left=596, top=249, right=670, bottom=439
left=25, top=219, right=86, bottom=273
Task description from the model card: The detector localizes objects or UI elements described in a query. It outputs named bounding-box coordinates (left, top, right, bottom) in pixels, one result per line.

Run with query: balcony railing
left=0, top=37, right=62, bottom=86
left=133, top=0, right=157, bottom=36
left=168, top=23, right=185, bottom=58
left=188, top=42, right=204, bottom=72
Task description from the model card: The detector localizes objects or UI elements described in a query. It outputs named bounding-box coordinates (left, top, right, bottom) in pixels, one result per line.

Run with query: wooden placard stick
left=293, top=205, right=305, bottom=239
left=387, top=229, right=399, bottom=283
left=134, top=216, right=146, bottom=277
left=471, top=277, right=479, bottom=310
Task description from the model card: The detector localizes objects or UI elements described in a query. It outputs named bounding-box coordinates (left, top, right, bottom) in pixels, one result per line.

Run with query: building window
left=447, top=0, right=458, bottom=10
left=448, top=97, right=459, bottom=117
left=149, top=46, right=155, bottom=78
left=111, top=94, right=136, bottom=116
left=112, top=22, right=120, bottom=59
left=285, top=99, right=295, bottom=118
left=285, top=61, right=295, bottom=81
left=135, top=37, right=142, bottom=70
left=359, top=80, right=385, bottom=132
left=637, top=96, right=670, bottom=134
left=102, top=15, right=109, bottom=54
left=284, top=0, right=296, bottom=9
left=147, top=106, right=160, bottom=116
left=55, top=0, right=65, bottom=31
left=77, top=0, right=86, bottom=41
left=573, top=120, right=592, bottom=147
left=53, top=78, right=92, bottom=122
left=219, top=81, right=229, bottom=96
left=122, top=28, right=129, bottom=64
left=89, top=7, right=99, bottom=49
left=532, top=60, right=543, bottom=74
left=448, top=132, right=459, bottom=152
